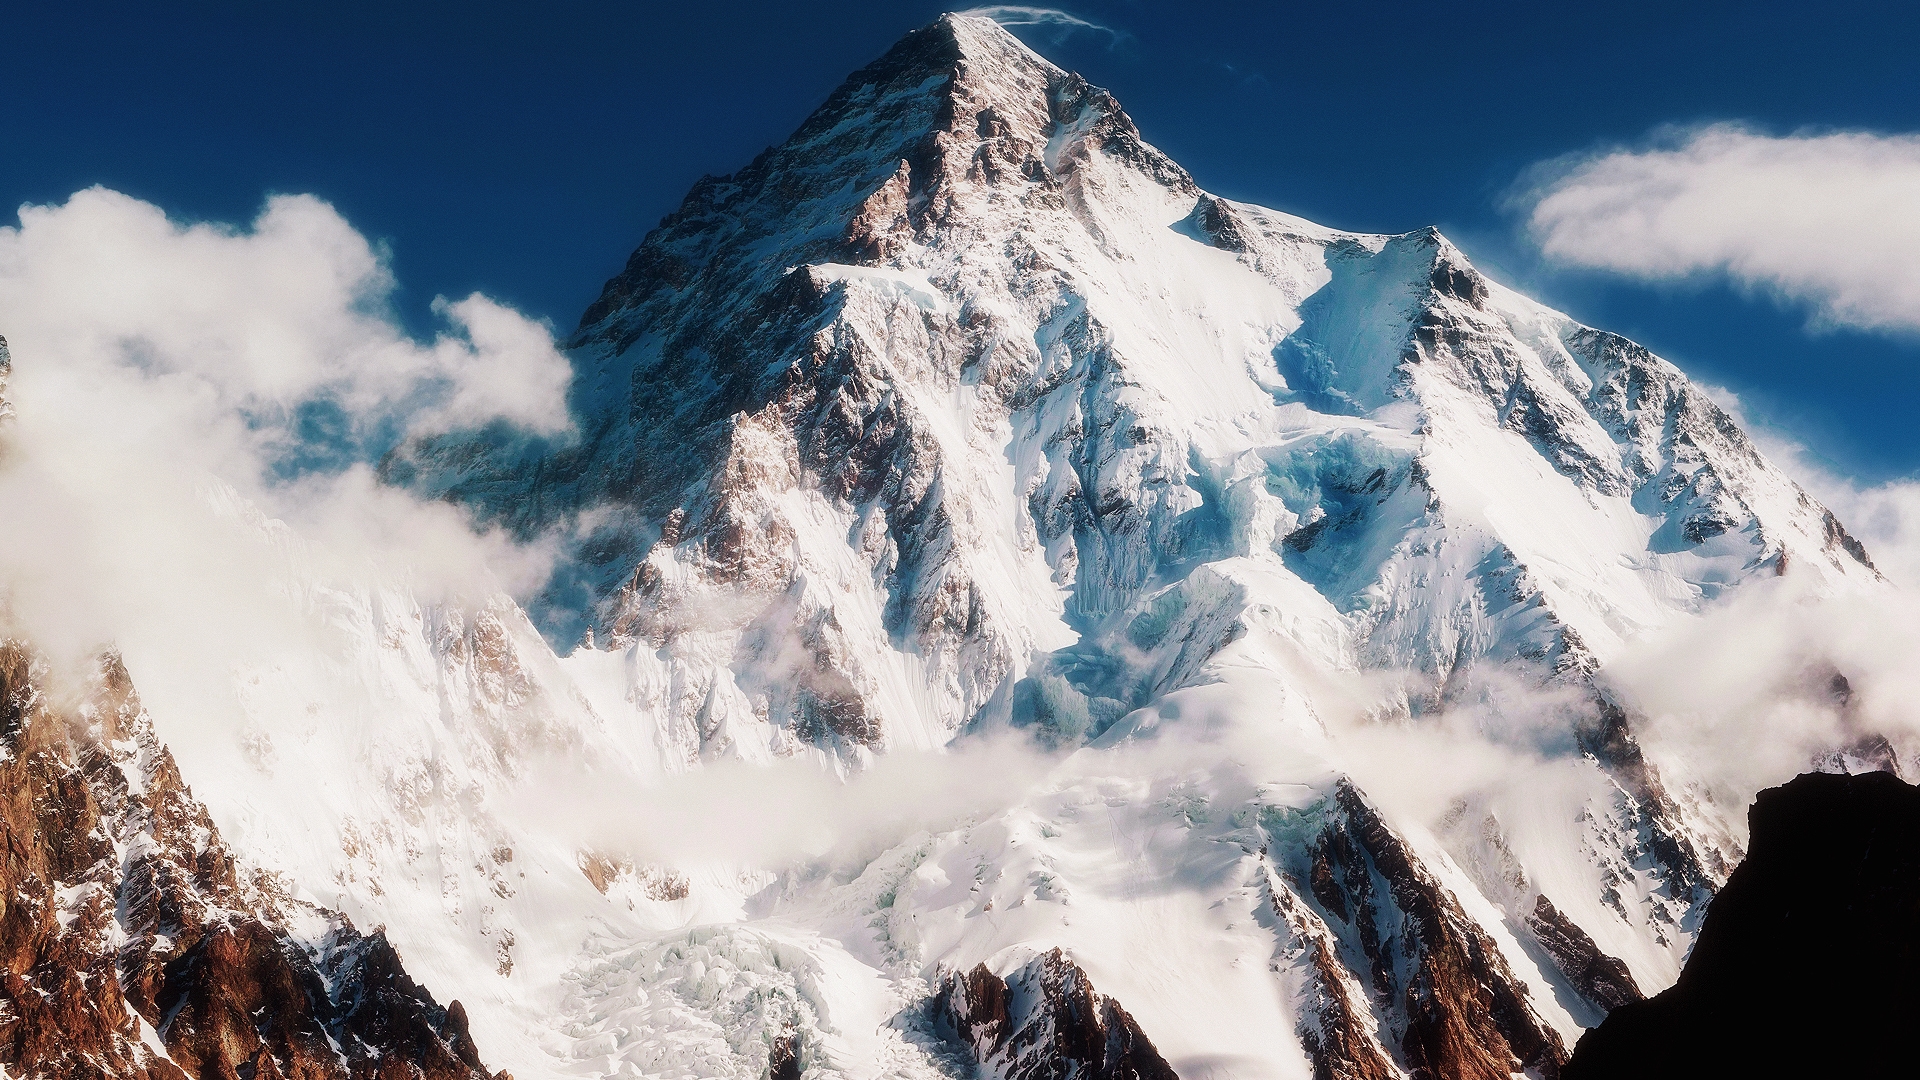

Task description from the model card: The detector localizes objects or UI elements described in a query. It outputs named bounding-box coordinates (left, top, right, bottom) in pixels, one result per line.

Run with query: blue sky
left=5, top=0, right=1917, bottom=480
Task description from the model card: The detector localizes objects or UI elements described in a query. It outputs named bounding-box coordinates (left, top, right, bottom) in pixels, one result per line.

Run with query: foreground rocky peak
left=1565, top=771, right=1920, bottom=1077
left=0, top=643, right=497, bottom=1080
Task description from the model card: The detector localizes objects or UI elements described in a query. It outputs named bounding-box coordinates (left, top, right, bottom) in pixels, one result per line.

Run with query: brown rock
left=1524, top=894, right=1643, bottom=1016
left=936, top=948, right=1178, bottom=1080
left=0, top=642, right=502, bottom=1080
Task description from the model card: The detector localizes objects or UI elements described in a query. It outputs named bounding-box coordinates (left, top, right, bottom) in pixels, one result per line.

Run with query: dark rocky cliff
left=1564, top=770, right=1920, bottom=1078
left=935, top=949, right=1179, bottom=1080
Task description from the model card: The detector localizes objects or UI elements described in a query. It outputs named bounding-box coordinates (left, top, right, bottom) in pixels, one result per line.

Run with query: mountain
left=379, top=14, right=1879, bottom=1077
left=1, top=13, right=1894, bottom=1080
left=403, top=11, right=1873, bottom=765
left=1564, top=770, right=1920, bottom=1078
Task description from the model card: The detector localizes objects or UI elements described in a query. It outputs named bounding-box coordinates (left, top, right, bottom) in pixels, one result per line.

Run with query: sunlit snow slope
left=121, top=14, right=1888, bottom=1080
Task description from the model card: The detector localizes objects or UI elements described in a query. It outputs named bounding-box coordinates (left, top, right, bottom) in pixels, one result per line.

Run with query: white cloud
left=1519, top=123, right=1920, bottom=334
left=0, top=187, right=572, bottom=445
left=0, top=187, right=569, bottom=668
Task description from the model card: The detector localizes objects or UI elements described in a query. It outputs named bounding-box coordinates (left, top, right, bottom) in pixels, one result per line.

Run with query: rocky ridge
left=0, top=643, right=497, bottom=1080
left=935, top=949, right=1178, bottom=1080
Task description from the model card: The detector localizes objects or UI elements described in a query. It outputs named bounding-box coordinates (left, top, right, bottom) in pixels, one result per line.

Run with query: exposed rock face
left=1260, top=866, right=1399, bottom=1080
left=1524, top=895, right=1643, bottom=1016
left=1288, top=783, right=1569, bottom=1080
left=1564, top=771, right=1920, bottom=1078
left=935, top=949, right=1179, bottom=1080
left=0, top=643, right=497, bottom=1080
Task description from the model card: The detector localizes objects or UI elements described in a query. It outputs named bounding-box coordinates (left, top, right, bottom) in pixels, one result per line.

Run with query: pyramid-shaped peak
left=783, top=10, right=1174, bottom=186
left=575, top=11, right=1190, bottom=334
left=800, top=11, right=1066, bottom=127
left=933, top=11, right=1063, bottom=65
left=872, top=12, right=1065, bottom=74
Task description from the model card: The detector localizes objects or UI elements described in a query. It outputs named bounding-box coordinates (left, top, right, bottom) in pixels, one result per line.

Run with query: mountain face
left=4, top=13, right=1895, bottom=1080
left=406, top=13, right=1871, bottom=762
left=380, top=11, right=1876, bottom=1078
left=1563, top=770, right=1920, bottom=1078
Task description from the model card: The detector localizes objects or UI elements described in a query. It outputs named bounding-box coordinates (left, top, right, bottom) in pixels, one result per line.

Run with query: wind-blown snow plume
left=957, top=5, right=1120, bottom=40
left=1519, top=124, right=1920, bottom=334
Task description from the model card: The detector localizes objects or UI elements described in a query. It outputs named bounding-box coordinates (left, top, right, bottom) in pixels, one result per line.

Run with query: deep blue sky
left=6, top=1, right=1917, bottom=480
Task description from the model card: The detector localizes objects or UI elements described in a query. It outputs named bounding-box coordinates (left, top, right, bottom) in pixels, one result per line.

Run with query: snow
left=805, top=265, right=952, bottom=316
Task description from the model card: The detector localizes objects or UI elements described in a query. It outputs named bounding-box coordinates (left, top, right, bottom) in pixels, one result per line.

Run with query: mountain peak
left=783, top=10, right=1058, bottom=145
left=573, top=11, right=1186, bottom=336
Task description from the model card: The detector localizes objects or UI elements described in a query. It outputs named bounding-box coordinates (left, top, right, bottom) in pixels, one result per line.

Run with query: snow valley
left=0, top=13, right=1913, bottom=1080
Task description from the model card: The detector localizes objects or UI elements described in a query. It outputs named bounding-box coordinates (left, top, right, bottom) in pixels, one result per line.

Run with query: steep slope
left=0, top=644, right=497, bottom=1080
left=1563, top=771, right=1920, bottom=1078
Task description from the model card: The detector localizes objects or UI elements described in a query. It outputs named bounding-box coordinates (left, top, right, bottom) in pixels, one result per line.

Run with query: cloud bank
left=1519, top=124, right=1920, bottom=334
left=0, top=186, right=570, bottom=667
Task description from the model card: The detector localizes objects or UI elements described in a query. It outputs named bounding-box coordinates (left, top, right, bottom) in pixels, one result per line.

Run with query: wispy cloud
left=957, top=5, right=1123, bottom=43
left=1214, top=59, right=1269, bottom=90
left=1514, top=123, right=1920, bottom=335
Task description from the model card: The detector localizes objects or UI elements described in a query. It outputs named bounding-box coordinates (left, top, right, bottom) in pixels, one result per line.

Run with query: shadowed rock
left=1565, top=771, right=1920, bottom=1078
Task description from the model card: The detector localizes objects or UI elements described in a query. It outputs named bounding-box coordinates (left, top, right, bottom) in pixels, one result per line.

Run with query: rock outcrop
left=1293, top=783, right=1570, bottom=1080
left=1524, top=895, right=1643, bottom=1016
left=936, top=949, right=1178, bottom=1080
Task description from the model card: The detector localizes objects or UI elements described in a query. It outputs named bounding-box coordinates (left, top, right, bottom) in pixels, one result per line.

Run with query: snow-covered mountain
left=1, top=13, right=1894, bottom=1080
